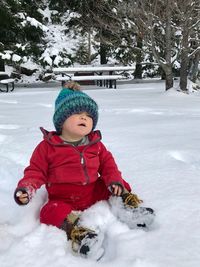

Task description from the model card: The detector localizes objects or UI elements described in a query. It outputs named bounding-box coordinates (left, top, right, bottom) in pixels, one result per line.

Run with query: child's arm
left=14, top=141, right=49, bottom=205
left=98, top=142, right=129, bottom=192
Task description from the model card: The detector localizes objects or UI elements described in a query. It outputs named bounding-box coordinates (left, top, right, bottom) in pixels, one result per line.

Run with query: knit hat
left=53, top=83, right=98, bottom=134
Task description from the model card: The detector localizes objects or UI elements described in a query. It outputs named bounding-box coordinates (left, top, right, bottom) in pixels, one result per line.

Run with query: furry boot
left=61, top=212, right=104, bottom=260
left=110, top=192, right=155, bottom=229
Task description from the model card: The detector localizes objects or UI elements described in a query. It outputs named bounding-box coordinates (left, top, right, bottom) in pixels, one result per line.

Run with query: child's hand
left=110, top=184, right=123, bottom=196
left=16, top=191, right=29, bottom=204
left=14, top=188, right=29, bottom=205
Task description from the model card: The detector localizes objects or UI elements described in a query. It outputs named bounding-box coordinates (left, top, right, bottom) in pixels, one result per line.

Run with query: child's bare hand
left=111, top=184, right=123, bottom=196
left=15, top=190, right=29, bottom=205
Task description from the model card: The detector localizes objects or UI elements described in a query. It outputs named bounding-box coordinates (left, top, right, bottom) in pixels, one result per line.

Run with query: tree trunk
left=160, top=68, right=166, bottom=80
left=134, top=34, right=143, bottom=79
left=180, top=56, right=189, bottom=91
left=165, top=69, right=174, bottom=90
left=164, top=1, right=173, bottom=90
left=189, top=50, right=200, bottom=83
left=0, top=58, right=5, bottom=71
left=100, top=43, right=107, bottom=64
left=179, top=27, right=189, bottom=91
left=161, top=63, right=174, bottom=90
left=149, top=0, right=174, bottom=90
left=88, top=31, right=91, bottom=64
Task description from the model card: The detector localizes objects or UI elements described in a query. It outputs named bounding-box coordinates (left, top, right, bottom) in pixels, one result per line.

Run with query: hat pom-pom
left=63, top=81, right=81, bottom=91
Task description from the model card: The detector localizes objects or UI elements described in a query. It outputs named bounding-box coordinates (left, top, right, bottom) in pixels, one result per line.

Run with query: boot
left=121, top=192, right=143, bottom=208
left=109, top=192, right=155, bottom=229
left=61, top=212, right=104, bottom=260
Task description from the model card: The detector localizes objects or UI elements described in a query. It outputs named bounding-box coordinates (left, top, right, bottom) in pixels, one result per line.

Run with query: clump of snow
left=20, top=59, right=40, bottom=71
left=25, top=16, right=48, bottom=32
left=0, top=51, right=12, bottom=60
left=38, top=5, right=53, bottom=23
left=12, top=54, right=21, bottom=62
left=175, top=30, right=182, bottom=36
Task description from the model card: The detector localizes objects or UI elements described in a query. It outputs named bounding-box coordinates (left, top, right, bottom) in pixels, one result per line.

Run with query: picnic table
left=0, top=72, right=15, bottom=93
left=53, top=65, right=135, bottom=89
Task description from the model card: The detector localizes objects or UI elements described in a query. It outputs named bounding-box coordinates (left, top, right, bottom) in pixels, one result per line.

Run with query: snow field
left=0, top=82, right=200, bottom=267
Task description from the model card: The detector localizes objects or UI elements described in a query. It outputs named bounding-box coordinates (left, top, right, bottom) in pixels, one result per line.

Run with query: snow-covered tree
left=122, top=0, right=200, bottom=91
left=123, top=0, right=181, bottom=90
left=63, top=0, right=136, bottom=65
left=0, top=0, right=47, bottom=73
left=175, top=0, right=200, bottom=91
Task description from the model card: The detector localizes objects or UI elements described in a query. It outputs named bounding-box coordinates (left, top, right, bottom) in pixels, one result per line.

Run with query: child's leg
left=40, top=200, right=104, bottom=259
left=92, top=178, right=111, bottom=203
left=92, top=178, right=155, bottom=229
left=40, top=200, right=73, bottom=228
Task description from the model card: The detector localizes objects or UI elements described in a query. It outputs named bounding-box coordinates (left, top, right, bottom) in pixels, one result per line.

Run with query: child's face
left=61, top=112, right=93, bottom=141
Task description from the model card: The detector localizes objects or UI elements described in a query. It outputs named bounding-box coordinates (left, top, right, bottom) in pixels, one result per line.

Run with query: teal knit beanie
left=53, top=87, right=98, bottom=134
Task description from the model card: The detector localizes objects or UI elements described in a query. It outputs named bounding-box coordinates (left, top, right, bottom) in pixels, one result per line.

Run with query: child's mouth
left=78, top=123, right=86, bottom=127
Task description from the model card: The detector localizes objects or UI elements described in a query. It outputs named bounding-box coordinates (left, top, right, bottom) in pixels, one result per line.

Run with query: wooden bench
left=55, top=74, right=125, bottom=89
left=53, top=65, right=134, bottom=89
left=0, top=72, right=15, bottom=93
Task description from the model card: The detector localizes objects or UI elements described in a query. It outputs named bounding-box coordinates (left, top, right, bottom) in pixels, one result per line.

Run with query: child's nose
left=80, top=114, right=86, bottom=120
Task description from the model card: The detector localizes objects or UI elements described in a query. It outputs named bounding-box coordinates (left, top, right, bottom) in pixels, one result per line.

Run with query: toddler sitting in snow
left=14, top=82, right=155, bottom=260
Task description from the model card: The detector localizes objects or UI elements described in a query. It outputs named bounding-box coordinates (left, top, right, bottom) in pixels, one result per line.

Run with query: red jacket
left=16, top=128, right=129, bottom=201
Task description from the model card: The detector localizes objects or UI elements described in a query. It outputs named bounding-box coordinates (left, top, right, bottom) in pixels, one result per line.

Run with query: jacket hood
left=40, top=127, right=102, bottom=146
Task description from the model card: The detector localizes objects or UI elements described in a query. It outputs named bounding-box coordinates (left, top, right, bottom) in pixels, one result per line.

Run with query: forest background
left=0, top=0, right=199, bottom=91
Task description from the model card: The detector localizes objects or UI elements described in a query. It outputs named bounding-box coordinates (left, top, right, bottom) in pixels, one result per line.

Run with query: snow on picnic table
left=0, top=82, right=200, bottom=267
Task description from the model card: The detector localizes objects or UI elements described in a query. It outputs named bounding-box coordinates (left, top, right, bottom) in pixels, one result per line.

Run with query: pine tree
left=63, top=0, right=134, bottom=64
left=0, top=0, right=46, bottom=71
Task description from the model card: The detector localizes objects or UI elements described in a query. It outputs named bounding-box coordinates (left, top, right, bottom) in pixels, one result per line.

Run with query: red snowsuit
left=16, top=128, right=131, bottom=227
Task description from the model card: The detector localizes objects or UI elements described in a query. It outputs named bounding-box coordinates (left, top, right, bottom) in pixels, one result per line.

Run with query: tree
left=0, top=0, right=46, bottom=70
left=123, top=0, right=181, bottom=90
left=0, top=42, right=5, bottom=71
left=189, top=49, right=200, bottom=83
left=0, top=0, right=20, bottom=70
left=175, top=0, right=200, bottom=91
left=63, top=0, right=134, bottom=64
left=74, top=37, right=91, bottom=64
left=123, top=0, right=200, bottom=91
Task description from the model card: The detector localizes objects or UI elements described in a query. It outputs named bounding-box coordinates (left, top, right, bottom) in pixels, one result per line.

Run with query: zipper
left=57, top=135, right=101, bottom=185
left=80, top=152, right=90, bottom=185
left=79, top=138, right=101, bottom=184
left=63, top=145, right=90, bottom=185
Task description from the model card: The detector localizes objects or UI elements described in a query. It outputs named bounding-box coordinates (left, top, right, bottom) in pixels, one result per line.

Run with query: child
left=14, top=82, right=154, bottom=260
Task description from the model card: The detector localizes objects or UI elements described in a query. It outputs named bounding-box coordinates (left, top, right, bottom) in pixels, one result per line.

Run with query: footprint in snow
left=169, top=151, right=186, bottom=163
left=169, top=150, right=200, bottom=170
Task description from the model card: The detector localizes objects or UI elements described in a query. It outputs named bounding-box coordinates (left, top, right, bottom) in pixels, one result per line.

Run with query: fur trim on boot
left=109, top=196, right=155, bottom=229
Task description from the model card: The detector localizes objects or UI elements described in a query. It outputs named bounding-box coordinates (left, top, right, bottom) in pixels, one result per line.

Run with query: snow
left=0, top=79, right=15, bottom=84
left=38, top=7, right=83, bottom=67
left=1, top=52, right=12, bottom=60
left=39, top=21, right=79, bottom=66
left=38, top=6, right=53, bottom=23
left=20, top=59, right=40, bottom=71
left=12, top=54, right=21, bottom=62
left=0, top=81, right=200, bottom=267
left=53, top=66, right=135, bottom=73
left=26, top=16, right=48, bottom=32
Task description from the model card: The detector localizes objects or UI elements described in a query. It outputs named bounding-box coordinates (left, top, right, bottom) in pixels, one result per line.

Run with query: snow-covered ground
left=0, top=82, right=200, bottom=267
